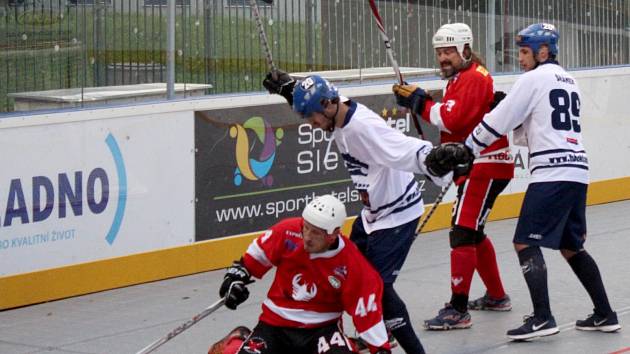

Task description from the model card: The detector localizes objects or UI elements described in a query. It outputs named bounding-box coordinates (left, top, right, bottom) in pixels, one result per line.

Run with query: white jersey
left=467, top=63, right=588, bottom=184
left=334, top=101, right=451, bottom=234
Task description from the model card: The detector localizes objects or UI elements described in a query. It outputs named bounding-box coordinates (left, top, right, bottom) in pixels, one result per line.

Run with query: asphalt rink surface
left=2, top=200, right=629, bottom=354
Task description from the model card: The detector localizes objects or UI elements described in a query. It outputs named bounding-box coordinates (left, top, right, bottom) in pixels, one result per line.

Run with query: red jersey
left=421, top=62, right=514, bottom=180
left=242, top=217, right=389, bottom=350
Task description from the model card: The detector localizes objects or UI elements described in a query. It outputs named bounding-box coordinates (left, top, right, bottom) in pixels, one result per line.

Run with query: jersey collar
left=310, top=236, right=345, bottom=259
left=341, top=100, right=357, bottom=128
left=537, top=58, right=559, bottom=68
left=447, top=61, right=474, bottom=83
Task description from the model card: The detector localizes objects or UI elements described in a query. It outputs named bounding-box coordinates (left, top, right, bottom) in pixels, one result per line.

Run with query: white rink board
left=434, top=67, right=630, bottom=202
left=0, top=65, right=628, bottom=278
left=0, top=111, right=195, bottom=275
left=492, top=69, right=630, bottom=196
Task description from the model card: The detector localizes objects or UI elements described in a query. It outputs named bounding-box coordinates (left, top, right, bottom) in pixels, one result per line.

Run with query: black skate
left=507, top=314, right=559, bottom=341
left=468, top=292, right=512, bottom=311
left=576, top=311, right=621, bottom=332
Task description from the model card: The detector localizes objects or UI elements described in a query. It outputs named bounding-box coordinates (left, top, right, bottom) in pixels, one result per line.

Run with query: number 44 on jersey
left=355, top=294, right=378, bottom=317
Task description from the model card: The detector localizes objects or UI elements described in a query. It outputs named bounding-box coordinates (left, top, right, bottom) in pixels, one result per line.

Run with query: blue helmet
left=516, top=23, right=559, bottom=56
left=292, top=75, right=339, bottom=118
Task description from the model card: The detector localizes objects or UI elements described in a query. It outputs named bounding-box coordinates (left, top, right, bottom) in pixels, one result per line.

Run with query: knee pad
left=517, top=246, right=546, bottom=274
left=449, top=226, right=486, bottom=248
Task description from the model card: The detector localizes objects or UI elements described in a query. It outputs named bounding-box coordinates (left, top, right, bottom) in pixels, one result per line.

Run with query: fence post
left=486, top=0, right=496, bottom=73
left=95, top=0, right=106, bottom=86
left=305, top=0, right=314, bottom=70
left=167, top=0, right=176, bottom=99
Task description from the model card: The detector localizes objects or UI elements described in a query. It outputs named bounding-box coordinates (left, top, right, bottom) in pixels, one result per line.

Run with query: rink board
left=1, top=66, right=630, bottom=310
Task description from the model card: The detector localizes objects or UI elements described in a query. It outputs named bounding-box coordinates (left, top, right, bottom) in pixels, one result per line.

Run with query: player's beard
left=440, top=62, right=457, bottom=79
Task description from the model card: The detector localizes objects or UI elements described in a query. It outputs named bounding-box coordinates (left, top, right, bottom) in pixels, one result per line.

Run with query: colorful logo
left=230, top=117, right=283, bottom=186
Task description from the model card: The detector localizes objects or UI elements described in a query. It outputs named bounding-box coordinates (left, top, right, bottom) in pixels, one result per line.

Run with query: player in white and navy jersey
left=262, top=71, right=471, bottom=354
left=465, top=23, right=621, bottom=340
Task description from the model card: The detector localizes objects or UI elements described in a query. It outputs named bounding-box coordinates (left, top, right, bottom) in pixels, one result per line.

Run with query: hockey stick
left=250, top=0, right=278, bottom=79
left=367, top=0, right=423, bottom=137
left=367, top=0, right=452, bottom=234
left=414, top=180, right=452, bottom=238
left=135, top=297, right=225, bottom=354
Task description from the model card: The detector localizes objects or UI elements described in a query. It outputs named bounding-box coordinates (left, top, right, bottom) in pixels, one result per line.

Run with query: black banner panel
left=195, top=93, right=442, bottom=241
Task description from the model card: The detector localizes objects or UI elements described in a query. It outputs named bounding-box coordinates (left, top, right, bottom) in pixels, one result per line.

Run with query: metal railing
left=1, top=0, right=628, bottom=112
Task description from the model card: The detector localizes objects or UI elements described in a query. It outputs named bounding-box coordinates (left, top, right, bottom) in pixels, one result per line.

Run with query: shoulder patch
left=476, top=65, right=489, bottom=77
left=328, top=275, right=341, bottom=289
left=333, top=265, right=348, bottom=279
left=284, top=239, right=298, bottom=251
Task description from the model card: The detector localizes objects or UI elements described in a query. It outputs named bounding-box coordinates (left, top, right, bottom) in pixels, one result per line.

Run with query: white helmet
left=302, top=195, right=347, bottom=234
left=432, top=23, right=473, bottom=61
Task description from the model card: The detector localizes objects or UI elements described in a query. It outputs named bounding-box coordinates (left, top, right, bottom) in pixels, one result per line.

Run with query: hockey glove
left=262, top=70, right=295, bottom=106
left=490, top=91, right=506, bottom=110
left=219, top=260, right=251, bottom=310
left=393, top=83, right=429, bottom=115
left=425, top=142, right=474, bottom=178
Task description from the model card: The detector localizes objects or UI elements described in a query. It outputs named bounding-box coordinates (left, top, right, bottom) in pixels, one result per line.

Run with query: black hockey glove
left=219, top=260, right=251, bottom=310
left=425, top=142, right=474, bottom=178
left=393, top=83, right=429, bottom=115
left=262, top=70, right=295, bottom=106
left=490, top=91, right=506, bottom=110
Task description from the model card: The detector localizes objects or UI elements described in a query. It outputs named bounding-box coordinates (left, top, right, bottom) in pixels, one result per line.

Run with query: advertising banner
left=0, top=111, right=195, bottom=275
left=195, top=94, right=443, bottom=241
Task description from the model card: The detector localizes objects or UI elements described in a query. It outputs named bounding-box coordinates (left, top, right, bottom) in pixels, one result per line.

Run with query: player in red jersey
left=393, top=23, right=513, bottom=330
left=216, top=195, right=391, bottom=353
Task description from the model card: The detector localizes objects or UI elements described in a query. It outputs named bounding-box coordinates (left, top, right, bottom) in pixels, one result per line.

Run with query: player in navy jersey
left=262, top=71, right=473, bottom=353
left=464, top=23, right=621, bottom=340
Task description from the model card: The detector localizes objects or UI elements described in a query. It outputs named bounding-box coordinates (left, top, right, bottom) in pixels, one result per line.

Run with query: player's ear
left=537, top=44, right=550, bottom=61
left=462, top=45, right=472, bottom=60
left=326, top=228, right=340, bottom=242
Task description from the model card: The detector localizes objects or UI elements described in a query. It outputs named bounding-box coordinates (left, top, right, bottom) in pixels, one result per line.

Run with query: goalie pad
left=208, top=326, right=251, bottom=354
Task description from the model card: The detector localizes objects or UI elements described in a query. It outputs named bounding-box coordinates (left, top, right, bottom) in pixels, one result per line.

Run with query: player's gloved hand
left=393, top=83, right=429, bottom=115
left=262, top=70, right=295, bottom=106
left=365, top=341, right=391, bottom=354
left=490, top=91, right=506, bottom=110
left=219, top=260, right=251, bottom=310
left=425, top=142, right=474, bottom=178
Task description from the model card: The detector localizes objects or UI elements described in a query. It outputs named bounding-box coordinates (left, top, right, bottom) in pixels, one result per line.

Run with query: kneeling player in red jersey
left=213, top=195, right=392, bottom=354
